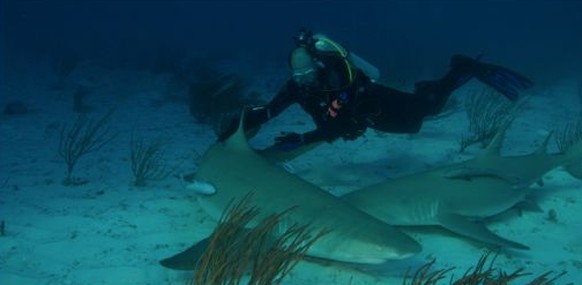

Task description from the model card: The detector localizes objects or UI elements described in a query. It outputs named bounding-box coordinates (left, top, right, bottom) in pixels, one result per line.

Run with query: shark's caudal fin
left=562, top=134, right=582, bottom=180
left=564, top=163, right=582, bottom=180
left=438, top=212, right=529, bottom=250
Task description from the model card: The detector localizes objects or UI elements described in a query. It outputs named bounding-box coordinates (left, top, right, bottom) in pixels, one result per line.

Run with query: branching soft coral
left=129, top=134, right=172, bottom=187
left=58, top=110, right=115, bottom=186
left=192, top=194, right=328, bottom=285
left=402, top=252, right=567, bottom=285
left=459, top=88, right=521, bottom=152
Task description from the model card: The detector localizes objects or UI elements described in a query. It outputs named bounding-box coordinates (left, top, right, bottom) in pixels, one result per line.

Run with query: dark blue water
left=2, top=1, right=581, bottom=84
left=1, top=2, right=581, bottom=284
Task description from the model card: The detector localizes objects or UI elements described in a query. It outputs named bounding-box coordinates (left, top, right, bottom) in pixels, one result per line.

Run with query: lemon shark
left=163, top=117, right=582, bottom=269
left=176, top=114, right=421, bottom=266
left=342, top=127, right=582, bottom=250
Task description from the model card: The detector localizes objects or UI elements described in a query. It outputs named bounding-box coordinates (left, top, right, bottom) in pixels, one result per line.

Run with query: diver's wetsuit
left=223, top=50, right=532, bottom=149
left=240, top=54, right=472, bottom=145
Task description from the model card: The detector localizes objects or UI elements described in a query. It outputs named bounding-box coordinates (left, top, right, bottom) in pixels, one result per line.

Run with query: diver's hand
left=274, top=132, right=304, bottom=151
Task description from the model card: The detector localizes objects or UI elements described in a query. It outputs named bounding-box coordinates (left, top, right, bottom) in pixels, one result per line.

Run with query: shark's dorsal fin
left=534, top=131, right=553, bottom=155
left=225, top=108, right=252, bottom=151
left=480, top=123, right=510, bottom=157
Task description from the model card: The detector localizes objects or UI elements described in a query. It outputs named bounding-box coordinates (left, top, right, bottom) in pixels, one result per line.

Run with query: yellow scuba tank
left=312, top=34, right=381, bottom=82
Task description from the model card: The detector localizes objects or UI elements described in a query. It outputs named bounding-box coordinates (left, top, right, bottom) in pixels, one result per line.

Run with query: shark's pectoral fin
left=160, top=235, right=377, bottom=272
left=513, top=198, right=543, bottom=213
left=438, top=212, right=529, bottom=250
left=160, top=238, right=211, bottom=270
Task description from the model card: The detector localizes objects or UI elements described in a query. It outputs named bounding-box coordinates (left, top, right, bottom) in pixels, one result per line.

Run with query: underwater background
left=3, top=1, right=582, bottom=84
left=1, top=1, right=582, bottom=284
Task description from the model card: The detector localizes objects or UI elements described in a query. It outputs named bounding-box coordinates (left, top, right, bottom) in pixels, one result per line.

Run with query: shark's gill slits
left=412, top=199, right=439, bottom=223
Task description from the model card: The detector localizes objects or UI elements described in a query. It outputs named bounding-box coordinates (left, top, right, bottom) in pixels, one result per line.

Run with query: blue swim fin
left=452, top=54, right=534, bottom=101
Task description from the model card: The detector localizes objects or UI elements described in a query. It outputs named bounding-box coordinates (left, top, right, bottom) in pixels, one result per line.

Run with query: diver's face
left=292, top=67, right=318, bottom=87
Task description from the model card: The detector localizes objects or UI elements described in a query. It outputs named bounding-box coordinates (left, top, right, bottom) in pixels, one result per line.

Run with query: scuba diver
left=220, top=28, right=533, bottom=151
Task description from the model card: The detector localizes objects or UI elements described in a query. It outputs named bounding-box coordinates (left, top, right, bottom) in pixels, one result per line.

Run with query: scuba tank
left=346, top=52, right=381, bottom=83
left=312, top=34, right=381, bottom=82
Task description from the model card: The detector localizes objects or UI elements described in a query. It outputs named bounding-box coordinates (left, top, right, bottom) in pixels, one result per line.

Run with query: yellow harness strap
left=317, top=37, right=355, bottom=85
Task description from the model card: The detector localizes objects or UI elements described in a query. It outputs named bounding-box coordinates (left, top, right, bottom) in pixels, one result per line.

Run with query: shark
left=175, top=113, right=421, bottom=266
left=342, top=126, right=582, bottom=250
left=163, top=118, right=582, bottom=269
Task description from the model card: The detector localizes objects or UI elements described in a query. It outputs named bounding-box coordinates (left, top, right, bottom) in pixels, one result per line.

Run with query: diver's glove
left=274, top=132, right=304, bottom=151
left=452, top=54, right=534, bottom=101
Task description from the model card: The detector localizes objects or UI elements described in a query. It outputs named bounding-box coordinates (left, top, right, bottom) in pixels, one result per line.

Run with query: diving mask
left=292, top=67, right=318, bottom=86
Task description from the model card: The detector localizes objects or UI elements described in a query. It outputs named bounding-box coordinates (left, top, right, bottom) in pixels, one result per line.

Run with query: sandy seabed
left=1, top=63, right=581, bottom=285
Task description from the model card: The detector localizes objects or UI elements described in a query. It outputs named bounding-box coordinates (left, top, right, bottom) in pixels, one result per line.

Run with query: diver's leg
left=414, top=54, right=533, bottom=115
left=362, top=83, right=427, bottom=134
left=413, top=65, right=470, bottom=116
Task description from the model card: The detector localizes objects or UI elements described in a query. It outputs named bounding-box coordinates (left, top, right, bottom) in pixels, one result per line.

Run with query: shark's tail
left=553, top=120, right=582, bottom=181
left=561, top=131, right=582, bottom=180
left=564, top=163, right=582, bottom=180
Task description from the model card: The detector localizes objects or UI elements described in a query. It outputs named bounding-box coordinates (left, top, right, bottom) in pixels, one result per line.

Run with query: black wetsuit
left=241, top=53, right=472, bottom=145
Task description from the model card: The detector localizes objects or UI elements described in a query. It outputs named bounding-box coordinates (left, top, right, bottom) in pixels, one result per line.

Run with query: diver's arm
left=245, top=81, right=297, bottom=128
left=302, top=119, right=364, bottom=145
left=302, top=128, right=336, bottom=144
